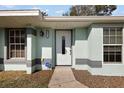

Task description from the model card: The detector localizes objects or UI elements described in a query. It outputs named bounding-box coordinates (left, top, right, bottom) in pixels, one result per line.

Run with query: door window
left=62, top=36, right=65, bottom=54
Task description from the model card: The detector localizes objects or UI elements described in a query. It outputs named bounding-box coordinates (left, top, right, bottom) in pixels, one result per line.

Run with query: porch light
left=40, top=29, right=44, bottom=37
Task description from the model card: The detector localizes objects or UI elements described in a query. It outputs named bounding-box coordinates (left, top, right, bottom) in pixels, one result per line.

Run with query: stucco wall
left=73, top=26, right=103, bottom=68
left=74, top=28, right=88, bottom=59
left=0, top=29, right=4, bottom=59
left=0, top=29, right=5, bottom=70
left=32, top=33, right=36, bottom=59
left=72, top=28, right=89, bottom=67
left=5, top=64, right=26, bottom=71
left=88, top=27, right=103, bottom=61
left=36, top=28, right=55, bottom=67
left=73, top=26, right=103, bottom=61
left=26, top=28, right=37, bottom=60
left=74, top=24, right=124, bottom=76
left=36, top=29, right=53, bottom=58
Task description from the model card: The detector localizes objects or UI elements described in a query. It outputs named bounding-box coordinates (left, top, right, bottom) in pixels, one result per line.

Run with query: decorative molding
left=4, top=59, right=26, bottom=64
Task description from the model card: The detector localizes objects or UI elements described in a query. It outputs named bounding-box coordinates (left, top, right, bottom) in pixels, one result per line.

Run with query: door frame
left=55, top=29, right=73, bottom=66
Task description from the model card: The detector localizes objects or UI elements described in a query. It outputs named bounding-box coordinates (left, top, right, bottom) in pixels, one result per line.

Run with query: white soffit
left=40, top=21, right=92, bottom=29
left=0, top=16, right=42, bottom=28
left=0, top=10, right=43, bottom=28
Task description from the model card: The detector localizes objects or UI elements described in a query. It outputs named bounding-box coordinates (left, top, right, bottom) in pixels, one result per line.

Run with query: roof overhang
left=0, top=10, right=42, bottom=16
left=0, top=10, right=43, bottom=28
left=0, top=10, right=124, bottom=29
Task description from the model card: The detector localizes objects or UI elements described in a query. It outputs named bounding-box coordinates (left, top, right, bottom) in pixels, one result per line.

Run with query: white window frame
left=103, top=27, right=123, bottom=64
left=8, top=28, right=26, bottom=59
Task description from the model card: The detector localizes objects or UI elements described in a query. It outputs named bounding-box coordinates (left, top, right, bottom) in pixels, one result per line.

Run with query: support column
left=26, top=28, right=33, bottom=74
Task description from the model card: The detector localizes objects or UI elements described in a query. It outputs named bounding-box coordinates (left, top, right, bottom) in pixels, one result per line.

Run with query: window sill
left=103, top=62, right=122, bottom=64
left=4, top=58, right=26, bottom=64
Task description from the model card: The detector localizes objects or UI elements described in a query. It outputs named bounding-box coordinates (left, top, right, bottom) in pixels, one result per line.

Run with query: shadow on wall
left=72, top=27, right=90, bottom=46
left=0, top=58, right=4, bottom=71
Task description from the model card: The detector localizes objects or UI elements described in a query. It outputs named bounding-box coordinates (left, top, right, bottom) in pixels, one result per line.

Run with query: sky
left=0, top=5, right=123, bottom=16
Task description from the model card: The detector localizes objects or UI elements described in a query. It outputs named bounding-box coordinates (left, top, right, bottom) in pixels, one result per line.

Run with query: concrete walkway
left=48, top=66, right=88, bottom=88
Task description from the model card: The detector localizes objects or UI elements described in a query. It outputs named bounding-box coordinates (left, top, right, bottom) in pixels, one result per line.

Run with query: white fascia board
left=44, top=16, right=124, bottom=22
left=0, top=10, right=41, bottom=16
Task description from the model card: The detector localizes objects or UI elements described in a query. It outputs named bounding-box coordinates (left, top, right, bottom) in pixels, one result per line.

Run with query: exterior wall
left=31, top=30, right=42, bottom=72
left=4, top=59, right=26, bottom=71
left=88, top=27, right=103, bottom=61
left=72, top=28, right=88, bottom=67
left=2, top=28, right=39, bottom=73
left=89, top=24, right=124, bottom=76
left=3, top=28, right=27, bottom=71
left=36, top=28, right=55, bottom=68
left=52, top=29, right=56, bottom=67
left=73, top=27, right=102, bottom=68
left=26, top=27, right=39, bottom=74
left=4, top=64, right=26, bottom=71
left=74, top=24, right=124, bottom=76
left=0, top=28, right=27, bottom=71
left=0, top=29, right=5, bottom=70
left=32, top=33, right=36, bottom=59
left=75, top=28, right=88, bottom=59
left=27, top=28, right=55, bottom=73
left=0, top=23, right=124, bottom=76
left=1, top=27, right=54, bottom=74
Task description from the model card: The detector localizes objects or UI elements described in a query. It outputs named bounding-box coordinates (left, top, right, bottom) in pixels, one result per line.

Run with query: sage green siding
left=75, top=28, right=88, bottom=40
left=32, top=33, right=36, bottom=59
left=74, top=28, right=88, bottom=59
left=0, top=29, right=5, bottom=58
left=88, top=27, right=103, bottom=61
left=36, top=28, right=55, bottom=67
left=36, top=29, right=53, bottom=58
left=0, top=29, right=4, bottom=70
left=52, top=29, right=56, bottom=67
left=73, top=27, right=103, bottom=61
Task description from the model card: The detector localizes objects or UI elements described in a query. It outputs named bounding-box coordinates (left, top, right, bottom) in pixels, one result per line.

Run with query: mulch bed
left=0, top=70, right=53, bottom=88
left=72, top=69, right=124, bottom=88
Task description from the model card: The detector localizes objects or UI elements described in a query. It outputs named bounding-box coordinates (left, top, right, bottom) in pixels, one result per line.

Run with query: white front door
left=56, top=31, right=71, bottom=65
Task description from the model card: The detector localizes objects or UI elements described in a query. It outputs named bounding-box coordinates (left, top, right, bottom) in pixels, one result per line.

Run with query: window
left=8, top=29, right=25, bottom=58
left=103, top=27, right=123, bottom=63
left=103, top=27, right=122, bottom=44
left=104, top=46, right=122, bottom=62
left=62, top=36, right=65, bottom=54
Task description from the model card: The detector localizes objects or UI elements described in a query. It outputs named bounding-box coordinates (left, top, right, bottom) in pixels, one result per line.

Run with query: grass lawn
left=72, top=69, right=124, bottom=88
left=0, top=70, right=53, bottom=88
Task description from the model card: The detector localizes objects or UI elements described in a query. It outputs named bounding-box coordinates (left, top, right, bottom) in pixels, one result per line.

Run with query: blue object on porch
left=45, top=61, right=52, bottom=68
